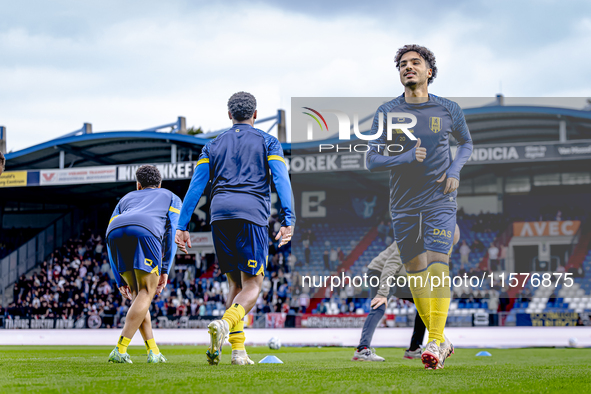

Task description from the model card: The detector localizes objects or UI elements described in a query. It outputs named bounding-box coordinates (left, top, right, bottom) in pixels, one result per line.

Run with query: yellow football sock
left=407, top=269, right=431, bottom=331
left=428, top=262, right=451, bottom=346
left=145, top=338, right=160, bottom=355
left=116, top=336, right=131, bottom=354
left=222, top=303, right=245, bottom=330
left=229, top=320, right=246, bottom=351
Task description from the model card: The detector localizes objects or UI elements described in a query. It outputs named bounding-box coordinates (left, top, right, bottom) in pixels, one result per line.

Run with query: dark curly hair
left=228, top=91, right=257, bottom=121
left=136, top=165, right=162, bottom=188
left=394, top=44, right=437, bottom=85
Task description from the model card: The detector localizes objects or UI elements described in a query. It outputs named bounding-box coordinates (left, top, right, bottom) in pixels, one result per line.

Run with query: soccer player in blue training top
left=106, top=165, right=182, bottom=363
left=352, top=224, right=459, bottom=362
left=175, top=92, right=295, bottom=366
left=366, top=44, right=473, bottom=369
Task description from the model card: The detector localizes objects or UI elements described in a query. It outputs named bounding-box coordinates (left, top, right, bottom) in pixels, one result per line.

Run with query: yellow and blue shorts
left=392, top=206, right=456, bottom=263
left=212, top=219, right=268, bottom=276
left=107, top=225, right=162, bottom=276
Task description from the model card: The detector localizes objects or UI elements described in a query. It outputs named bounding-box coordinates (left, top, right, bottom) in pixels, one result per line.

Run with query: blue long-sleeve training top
left=106, top=187, right=182, bottom=278
left=177, top=123, right=295, bottom=231
left=366, top=94, right=473, bottom=214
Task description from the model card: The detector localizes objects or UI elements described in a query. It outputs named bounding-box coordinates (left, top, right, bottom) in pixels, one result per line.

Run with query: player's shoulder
left=120, top=189, right=139, bottom=201
left=155, top=187, right=180, bottom=200
left=429, top=94, right=462, bottom=114
left=248, top=126, right=274, bottom=140
left=248, top=126, right=282, bottom=149
left=378, top=95, right=405, bottom=112
left=209, top=129, right=231, bottom=145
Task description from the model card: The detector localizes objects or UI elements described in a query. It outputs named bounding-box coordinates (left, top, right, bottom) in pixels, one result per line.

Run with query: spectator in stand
left=95, top=241, right=104, bottom=259
left=337, top=247, right=345, bottom=263
left=458, top=264, right=467, bottom=278
left=348, top=301, right=356, bottom=313
left=498, top=287, right=510, bottom=312
left=330, top=248, right=338, bottom=271
left=287, top=253, right=297, bottom=273
left=317, top=300, right=327, bottom=314
left=472, top=238, right=485, bottom=253
left=488, top=243, right=499, bottom=271
left=499, top=244, right=507, bottom=271
left=302, top=229, right=310, bottom=249
left=459, top=240, right=470, bottom=265
left=304, top=245, right=311, bottom=266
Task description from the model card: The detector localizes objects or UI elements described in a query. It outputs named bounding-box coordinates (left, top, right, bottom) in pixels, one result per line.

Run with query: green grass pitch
left=1, top=346, right=590, bottom=393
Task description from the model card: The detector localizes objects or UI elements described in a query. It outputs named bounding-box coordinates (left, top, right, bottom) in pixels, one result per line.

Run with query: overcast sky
left=2, top=0, right=591, bottom=152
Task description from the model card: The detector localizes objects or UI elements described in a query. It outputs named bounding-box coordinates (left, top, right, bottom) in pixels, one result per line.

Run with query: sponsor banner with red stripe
left=40, top=167, right=117, bottom=185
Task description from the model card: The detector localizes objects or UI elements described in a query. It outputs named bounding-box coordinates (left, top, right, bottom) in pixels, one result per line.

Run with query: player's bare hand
left=119, top=285, right=132, bottom=300
left=414, top=138, right=426, bottom=162
left=175, top=230, right=191, bottom=254
left=275, top=226, right=293, bottom=247
left=156, top=273, right=168, bottom=296
left=370, top=295, right=388, bottom=309
left=437, top=173, right=459, bottom=194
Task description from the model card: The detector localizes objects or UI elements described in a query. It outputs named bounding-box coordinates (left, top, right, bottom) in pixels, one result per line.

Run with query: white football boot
left=421, top=340, right=441, bottom=370
left=231, top=349, right=255, bottom=365
left=437, top=334, right=454, bottom=369
left=351, top=348, right=385, bottom=362
left=206, top=319, right=229, bottom=365
left=403, top=347, right=422, bottom=360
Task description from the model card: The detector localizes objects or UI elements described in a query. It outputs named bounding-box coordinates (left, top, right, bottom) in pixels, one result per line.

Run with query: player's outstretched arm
left=275, top=226, right=293, bottom=248
left=268, top=159, right=295, bottom=225
left=367, top=138, right=425, bottom=171
left=176, top=150, right=211, bottom=253
left=267, top=135, right=295, bottom=247
left=162, top=194, right=181, bottom=291
left=108, top=201, right=122, bottom=225
left=444, top=102, right=474, bottom=189
left=365, top=108, right=425, bottom=172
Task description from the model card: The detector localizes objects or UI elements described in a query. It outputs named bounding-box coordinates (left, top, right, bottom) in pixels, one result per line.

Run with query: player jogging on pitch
left=175, top=92, right=295, bottom=366
left=352, top=224, right=459, bottom=362
left=106, top=165, right=181, bottom=363
left=366, top=44, right=473, bottom=369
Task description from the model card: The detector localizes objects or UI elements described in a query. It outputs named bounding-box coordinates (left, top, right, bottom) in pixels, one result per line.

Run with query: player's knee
left=405, top=253, right=427, bottom=272
left=242, top=277, right=263, bottom=293
left=426, top=251, right=448, bottom=264
left=370, top=303, right=386, bottom=315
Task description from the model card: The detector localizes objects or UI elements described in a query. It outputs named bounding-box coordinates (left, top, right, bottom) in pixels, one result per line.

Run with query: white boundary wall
left=1, top=327, right=591, bottom=348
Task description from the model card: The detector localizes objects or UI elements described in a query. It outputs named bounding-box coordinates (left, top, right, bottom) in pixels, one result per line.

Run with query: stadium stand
left=2, top=101, right=591, bottom=329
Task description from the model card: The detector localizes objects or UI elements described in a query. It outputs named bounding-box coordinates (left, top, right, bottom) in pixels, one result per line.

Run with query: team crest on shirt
left=429, top=117, right=441, bottom=133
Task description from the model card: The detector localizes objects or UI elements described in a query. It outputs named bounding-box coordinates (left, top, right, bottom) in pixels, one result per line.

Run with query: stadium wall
left=457, top=195, right=499, bottom=214
left=1, top=327, right=590, bottom=348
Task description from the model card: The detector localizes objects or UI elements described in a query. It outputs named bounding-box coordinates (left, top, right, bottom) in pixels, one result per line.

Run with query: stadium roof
left=292, top=105, right=591, bottom=151
left=5, top=131, right=211, bottom=171
left=464, top=105, right=591, bottom=144
left=5, top=104, right=591, bottom=170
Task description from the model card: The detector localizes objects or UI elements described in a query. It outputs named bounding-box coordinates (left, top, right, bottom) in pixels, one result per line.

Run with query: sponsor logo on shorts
left=433, top=229, right=452, bottom=238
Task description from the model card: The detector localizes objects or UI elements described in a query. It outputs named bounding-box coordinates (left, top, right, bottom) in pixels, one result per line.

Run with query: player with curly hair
left=175, top=92, right=295, bottom=366
left=106, top=165, right=182, bottom=364
left=366, top=44, right=473, bottom=369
